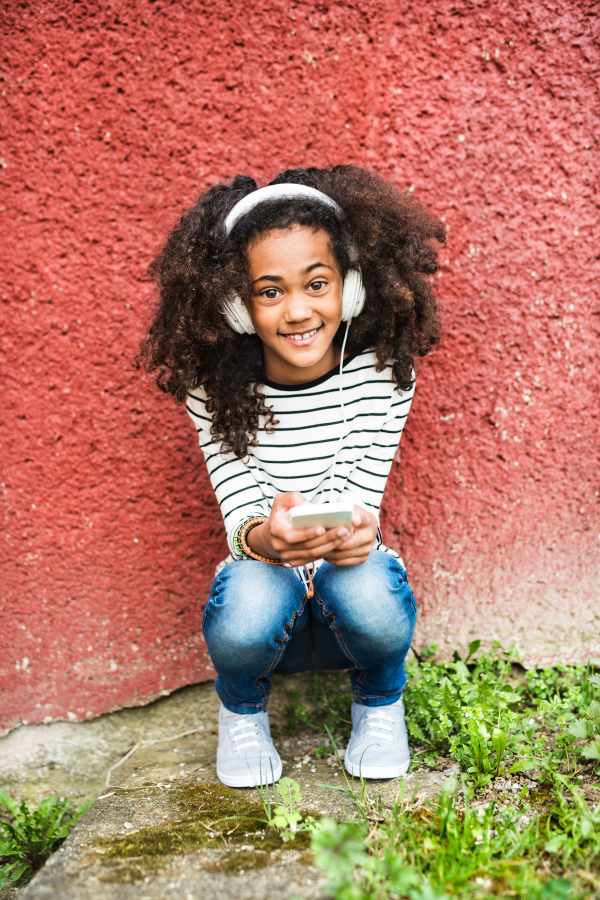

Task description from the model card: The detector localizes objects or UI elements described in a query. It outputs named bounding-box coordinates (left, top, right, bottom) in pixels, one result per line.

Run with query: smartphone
left=289, top=502, right=355, bottom=534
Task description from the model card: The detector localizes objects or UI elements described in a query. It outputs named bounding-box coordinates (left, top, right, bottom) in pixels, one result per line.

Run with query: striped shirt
left=186, top=349, right=414, bottom=572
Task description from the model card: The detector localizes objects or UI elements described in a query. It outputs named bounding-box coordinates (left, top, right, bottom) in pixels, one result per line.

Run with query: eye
left=261, top=288, right=281, bottom=300
left=308, top=280, right=327, bottom=292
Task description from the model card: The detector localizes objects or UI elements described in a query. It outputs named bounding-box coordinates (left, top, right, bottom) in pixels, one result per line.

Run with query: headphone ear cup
left=220, top=293, right=256, bottom=335
left=341, top=268, right=366, bottom=322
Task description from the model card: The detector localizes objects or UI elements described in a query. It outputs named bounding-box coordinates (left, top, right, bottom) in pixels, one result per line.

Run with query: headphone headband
left=225, top=184, right=342, bottom=235
left=220, top=182, right=365, bottom=334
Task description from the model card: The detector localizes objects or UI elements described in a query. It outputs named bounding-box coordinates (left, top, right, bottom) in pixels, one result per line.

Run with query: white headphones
left=220, top=184, right=366, bottom=335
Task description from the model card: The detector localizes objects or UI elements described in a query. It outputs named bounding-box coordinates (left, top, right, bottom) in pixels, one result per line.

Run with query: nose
left=284, top=288, right=313, bottom=324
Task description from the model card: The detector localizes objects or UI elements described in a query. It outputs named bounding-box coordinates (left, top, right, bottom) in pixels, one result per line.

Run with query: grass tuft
left=305, top=643, right=600, bottom=899
left=0, top=791, right=89, bottom=888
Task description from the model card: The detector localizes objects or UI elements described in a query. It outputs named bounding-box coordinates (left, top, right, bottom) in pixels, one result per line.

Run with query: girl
left=140, top=166, right=444, bottom=787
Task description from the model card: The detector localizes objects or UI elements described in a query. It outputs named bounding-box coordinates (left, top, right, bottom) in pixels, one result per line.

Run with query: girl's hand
left=323, top=506, right=378, bottom=567
left=246, top=492, right=353, bottom=567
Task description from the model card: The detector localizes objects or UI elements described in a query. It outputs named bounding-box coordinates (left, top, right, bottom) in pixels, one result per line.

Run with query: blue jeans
left=203, top=551, right=417, bottom=715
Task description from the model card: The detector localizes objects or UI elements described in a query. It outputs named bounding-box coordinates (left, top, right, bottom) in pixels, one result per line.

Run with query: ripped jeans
left=202, top=550, right=417, bottom=715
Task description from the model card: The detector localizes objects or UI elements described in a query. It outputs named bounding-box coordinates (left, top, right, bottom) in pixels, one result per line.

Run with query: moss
left=528, top=789, right=553, bottom=816
left=176, top=782, right=266, bottom=821
left=405, top=806, right=437, bottom=827
left=100, top=824, right=196, bottom=860
left=94, top=781, right=315, bottom=879
left=98, top=863, right=148, bottom=884
left=204, top=848, right=270, bottom=874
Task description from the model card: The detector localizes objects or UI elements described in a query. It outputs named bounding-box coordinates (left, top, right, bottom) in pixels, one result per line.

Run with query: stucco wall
left=1, top=0, right=598, bottom=732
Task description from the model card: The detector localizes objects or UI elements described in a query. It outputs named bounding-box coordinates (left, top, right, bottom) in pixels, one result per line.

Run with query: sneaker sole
left=344, top=758, right=410, bottom=779
left=216, top=759, right=283, bottom=788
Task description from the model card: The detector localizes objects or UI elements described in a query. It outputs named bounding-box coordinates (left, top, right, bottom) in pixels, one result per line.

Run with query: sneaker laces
left=228, top=718, right=261, bottom=752
left=365, top=710, right=394, bottom=742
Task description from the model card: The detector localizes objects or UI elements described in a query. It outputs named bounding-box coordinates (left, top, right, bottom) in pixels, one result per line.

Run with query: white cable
left=298, top=567, right=309, bottom=592
left=329, top=321, right=351, bottom=502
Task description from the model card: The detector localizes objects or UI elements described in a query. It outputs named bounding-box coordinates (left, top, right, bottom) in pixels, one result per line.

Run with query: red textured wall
left=1, top=0, right=599, bottom=732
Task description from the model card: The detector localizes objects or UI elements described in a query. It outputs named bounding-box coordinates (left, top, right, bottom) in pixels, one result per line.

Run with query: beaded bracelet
left=234, top=516, right=276, bottom=563
left=232, top=518, right=251, bottom=559
left=234, top=515, right=314, bottom=597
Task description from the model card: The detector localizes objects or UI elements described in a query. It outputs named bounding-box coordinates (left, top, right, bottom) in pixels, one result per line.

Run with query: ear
left=220, top=292, right=256, bottom=334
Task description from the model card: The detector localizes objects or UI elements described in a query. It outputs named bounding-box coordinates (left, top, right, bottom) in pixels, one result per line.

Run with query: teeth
left=287, top=328, right=318, bottom=341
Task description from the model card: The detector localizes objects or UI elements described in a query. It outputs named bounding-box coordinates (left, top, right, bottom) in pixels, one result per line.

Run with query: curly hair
left=139, top=165, right=445, bottom=458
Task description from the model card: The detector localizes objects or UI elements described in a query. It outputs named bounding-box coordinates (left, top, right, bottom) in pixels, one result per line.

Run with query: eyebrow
left=252, top=262, right=334, bottom=284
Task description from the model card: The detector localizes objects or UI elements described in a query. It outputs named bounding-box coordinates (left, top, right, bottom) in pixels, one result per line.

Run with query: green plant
left=314, top=743, right=331, bottom=759
left=255, top=776, right=317, bottom=842
left=311, top=817, right=371, bottom=900
left=282, top=689, right=317, bottom=735
left=310, top=775, right=575, bottom=900
left=0, top=791, right=89, bottom=887
left=269, top=777, right=303, bottom=838
left=405, top=641, right=537, bottom=786
left=544, top=775, right=600, bottom=867
left=281, top=673, right=353, bottom=739
left=309, top=649, right=600, bottom=898
left=566, top=674, right=600, bottom=768
left=308, top=674, right=353, bottom=738
left=525, top=664, right=587, bottom=706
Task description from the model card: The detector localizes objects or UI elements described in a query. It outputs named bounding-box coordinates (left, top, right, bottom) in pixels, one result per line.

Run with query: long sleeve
left=339, top=383, right=414, bottom=524
left=186, top=390, right=270, bottom=558
left=185, top=352, right=414, bottom=574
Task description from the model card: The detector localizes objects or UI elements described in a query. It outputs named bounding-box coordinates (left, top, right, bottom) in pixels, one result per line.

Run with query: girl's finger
left=330, top=557, right=368, bottom=567
left=273, top=524, right=327, bottom=545
left=325, top=543, right=374, bottom=561
left=280, top=534, right=352, bottom=564
left=276, top=524, right=348, bottom=549
left=322, top=532, right=372, bottom=554
left=298, top=526, right=350, bottom=550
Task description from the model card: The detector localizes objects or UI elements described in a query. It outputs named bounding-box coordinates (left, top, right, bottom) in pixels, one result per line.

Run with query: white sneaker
left=216, top=703, right=282, bottom=788
left=344, top=696, right=410, bottom=779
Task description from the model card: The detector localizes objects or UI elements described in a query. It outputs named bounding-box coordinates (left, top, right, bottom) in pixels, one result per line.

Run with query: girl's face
left=247, top=225, right=344, bottom=385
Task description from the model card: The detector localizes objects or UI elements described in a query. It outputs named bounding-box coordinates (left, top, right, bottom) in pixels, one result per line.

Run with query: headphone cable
left=328, top=320, right=350, bottom=503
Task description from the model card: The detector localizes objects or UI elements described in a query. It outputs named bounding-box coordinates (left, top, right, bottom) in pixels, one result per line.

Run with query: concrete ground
left=1, top=673, right=458, bottom=900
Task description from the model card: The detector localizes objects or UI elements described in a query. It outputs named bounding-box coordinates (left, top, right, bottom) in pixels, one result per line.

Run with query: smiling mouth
left=279, top=325, right=323, bottom=345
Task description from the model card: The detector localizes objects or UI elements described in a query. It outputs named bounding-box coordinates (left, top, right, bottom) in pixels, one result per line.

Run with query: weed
left=13, top=644, right=600, bottom=899
left=404, top=641, right=538, bottom=787
left=544, top=775, right=600, bottom=867
left=256, top=775, right=319, bottom=842
left=312, top=817, right=372, bottom=899
left=281, top=672, right=353, bottom=740
left=309, top=647, right=600, bottom=899
left=314, top=743, right=331, bottom=759
left=308, top=673, right=353, bottom=738
left=566, top=674, right=600, bottom=769
left=310, top=773, right=597, bottom=899
left=0, top=791, right=88, bottom=888
left=525, top=664, right=588, bottom=707
left=283, top=690, right=317, bottom=734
